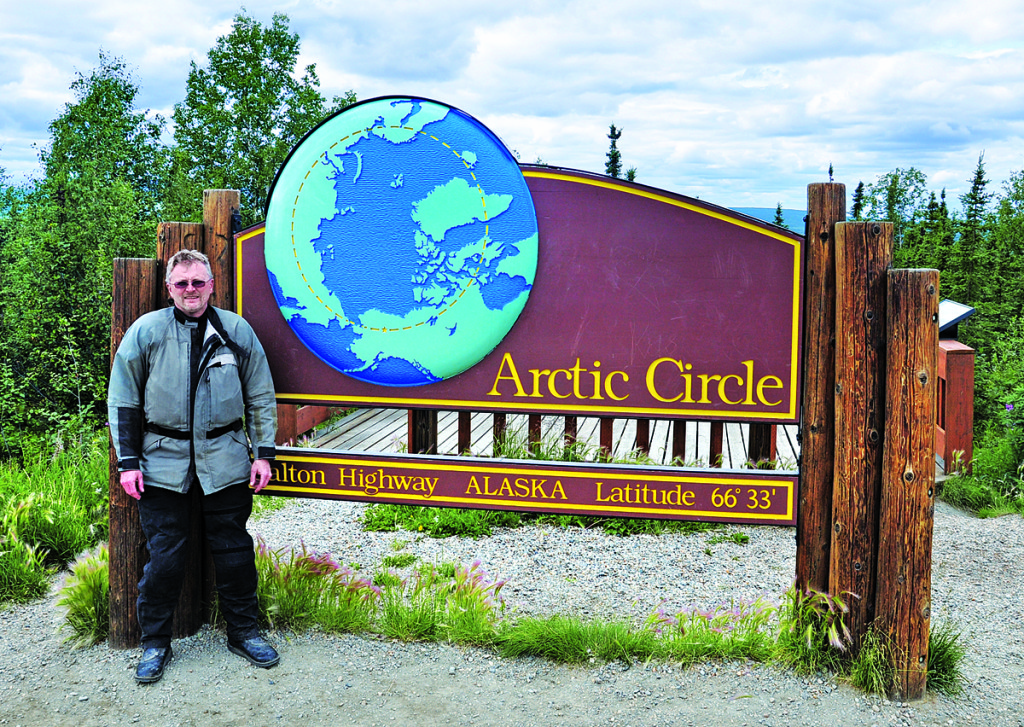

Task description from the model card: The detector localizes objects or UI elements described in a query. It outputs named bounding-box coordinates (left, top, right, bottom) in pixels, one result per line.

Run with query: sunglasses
left=171, top=279, right=211, bottom=290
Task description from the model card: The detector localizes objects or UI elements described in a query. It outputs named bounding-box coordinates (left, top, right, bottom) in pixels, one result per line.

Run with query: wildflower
left=1007, top=403, right=1015, bottom=411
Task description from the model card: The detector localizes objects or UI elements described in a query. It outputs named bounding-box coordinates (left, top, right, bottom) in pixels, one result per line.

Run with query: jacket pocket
left=205, top=359, right=244, bottom=427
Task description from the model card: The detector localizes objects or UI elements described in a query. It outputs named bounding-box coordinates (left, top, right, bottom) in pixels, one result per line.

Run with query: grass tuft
left=56, top=543, right=110, bottom=647
left=847, top=627, right=896, bottom=695
left=927, top=621, right=967, bottom=696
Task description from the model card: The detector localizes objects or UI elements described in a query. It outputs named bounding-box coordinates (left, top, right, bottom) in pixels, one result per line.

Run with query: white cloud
left=3, top=0, right=1024, bottom=207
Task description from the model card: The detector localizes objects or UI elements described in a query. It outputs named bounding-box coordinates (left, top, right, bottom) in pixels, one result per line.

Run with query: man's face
left=166, top=261, right=214, bottom=317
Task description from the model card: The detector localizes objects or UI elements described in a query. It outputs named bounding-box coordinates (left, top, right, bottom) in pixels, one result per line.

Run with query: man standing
left=108, top=249, right=279, bottom=683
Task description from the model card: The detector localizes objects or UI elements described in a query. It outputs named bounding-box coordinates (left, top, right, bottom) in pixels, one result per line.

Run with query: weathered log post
left=876, top=269, right=939, bottom=700
left=796, top=183, right=846, bottom=592
left=408, top=410, right=438, bottom=454
left=109, top=259, right=159, bottom=648
left=154, top=220, right=209, bottom=639
left=831, top=221, right=893, bottom=647
left=492, top=413, right=507, bottom=456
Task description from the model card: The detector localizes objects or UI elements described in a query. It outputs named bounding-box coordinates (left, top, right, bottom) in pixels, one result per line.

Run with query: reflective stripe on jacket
left=107, top=306, right=277, bottom=495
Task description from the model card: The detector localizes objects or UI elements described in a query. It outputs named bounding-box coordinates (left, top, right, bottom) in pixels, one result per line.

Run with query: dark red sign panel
left=237, top=166, right=804, bottom=422
left=261, top=448, right=797, bottom=526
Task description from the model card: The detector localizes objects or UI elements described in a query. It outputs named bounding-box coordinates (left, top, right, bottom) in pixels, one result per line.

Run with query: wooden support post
left=876, top=269, right=939, bottom=700
left=747, top=424, right=777, bottom=468
left=457, top=411, right=472, bottom=454
left=635, top=419, right=650, bottom=455
left=203, top=190, right=240, bottom=311
left=408, top=410, right=438, bottom=454
left=796, top=183, right=846, bottom=593
left=528, top=414, right=542, bottom=452
left=276, top=404, right=298, bottom=446
left=109, top=258, right=159, bottom=649
left=709, top=421, right=724, bottom=467
left=599, top=418, right=614, bottom=460
left=492, top=413, right=507, bottom=456
left=671, top=420, right=687, bottom=464
left=831, top=221, right=893, bottom=647
left=155, top=221, right=210, bottom=639
left=156, top=221, right=205, bottom=284
left=564, top=415, right=578, bottom=449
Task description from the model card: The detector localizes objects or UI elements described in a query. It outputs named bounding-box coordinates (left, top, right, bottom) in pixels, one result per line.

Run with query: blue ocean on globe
left=265, top=98, right=539, bottom=387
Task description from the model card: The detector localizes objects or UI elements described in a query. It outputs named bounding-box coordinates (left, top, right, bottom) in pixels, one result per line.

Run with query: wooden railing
left=276, top=404, right=345, bottom=446
left=936, top=340, right=975, bottom=474
left=407, top=411, right=781, bottom=468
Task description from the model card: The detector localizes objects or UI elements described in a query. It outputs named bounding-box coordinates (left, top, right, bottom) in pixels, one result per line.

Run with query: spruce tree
left=851, top=181, right=866, bottom=220
left=605, top=124, right=623, bottom=178
left=773, top=203, right=789, bottom=229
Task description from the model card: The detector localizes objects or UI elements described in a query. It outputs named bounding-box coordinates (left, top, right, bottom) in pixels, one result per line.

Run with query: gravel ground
left=1, top=498, right=1021, bottom=727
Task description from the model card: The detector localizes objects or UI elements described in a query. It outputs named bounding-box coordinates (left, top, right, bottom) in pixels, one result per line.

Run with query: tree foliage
left=169, top=12, right=355, bottom=225
left=850, top=181, right=866, bottom=220
left=605, top=124, right=623, bottom=178
left=773, top=203, right=789, bottom=229
left=865, top=167, right=929, bottom=247
left=0, top=54, right=165, bottom=452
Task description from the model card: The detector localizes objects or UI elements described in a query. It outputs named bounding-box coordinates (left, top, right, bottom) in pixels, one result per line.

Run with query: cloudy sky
left=2, top=0, right=1023, bottom=210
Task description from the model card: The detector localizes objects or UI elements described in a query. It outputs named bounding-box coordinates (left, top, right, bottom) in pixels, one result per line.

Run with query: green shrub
left=774, top=586, right=852, bottom=674
left=57, top=543, right=109, bottom=647
left=361, top=503, right=523, bottom=538
left=255, top=538, right=379, bottom=633
left=0, top=535, right=51, bottom=603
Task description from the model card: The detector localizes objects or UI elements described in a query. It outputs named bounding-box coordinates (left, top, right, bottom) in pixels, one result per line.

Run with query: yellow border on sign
left=237, top=172, right=803, bottom=421
left=260, top=453, right=796, bottom=522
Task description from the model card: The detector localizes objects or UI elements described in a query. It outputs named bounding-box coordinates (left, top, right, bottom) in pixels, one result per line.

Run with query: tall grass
left=55, top=539, right=967, bottom=699
left=0, top=434, right=108, bottom=604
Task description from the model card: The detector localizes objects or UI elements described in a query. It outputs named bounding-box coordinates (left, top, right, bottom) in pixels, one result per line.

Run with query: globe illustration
left=264, top=97, right=539, bottom=386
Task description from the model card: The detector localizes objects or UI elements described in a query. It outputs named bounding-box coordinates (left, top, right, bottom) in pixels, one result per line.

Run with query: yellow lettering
left=528, top=369, right=550, bottom=398
left=742, top=360, right=755, bottom=405
left=646, top=357, right=684, bottom=403
left=571, top=359, right=587, bottom=399
left=590, top=361, right=604, bottom=400
left=718, top=374, right=744, bottom=405
left=548, top=369, right=572, bottom=399
left=604, top=371, right=629, bottom=401
left=466, top=476, right=482, bottom=495
left=551, top=480, right=567, bottom=499
left=757, top=375, right=784, bottom=406
left=487, top=353, right=528, bottom=397
left=697, top=374, right=721, bottom=404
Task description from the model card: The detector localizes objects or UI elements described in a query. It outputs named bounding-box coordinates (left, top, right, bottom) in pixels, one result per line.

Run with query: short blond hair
left=166, top=249, right=213, bottom=283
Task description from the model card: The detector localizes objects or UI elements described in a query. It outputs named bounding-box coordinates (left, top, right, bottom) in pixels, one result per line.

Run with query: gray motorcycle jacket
left=107, top=306, right=277, bottom=495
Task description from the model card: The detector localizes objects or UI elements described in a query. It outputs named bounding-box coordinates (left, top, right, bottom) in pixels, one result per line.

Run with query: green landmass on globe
left=264, top=97, right=539, bottom=387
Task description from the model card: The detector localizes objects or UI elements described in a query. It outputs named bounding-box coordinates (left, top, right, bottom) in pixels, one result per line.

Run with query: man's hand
left=120, top=470, right=145, bottom=500
left=250, top=459, right=273, bottom=493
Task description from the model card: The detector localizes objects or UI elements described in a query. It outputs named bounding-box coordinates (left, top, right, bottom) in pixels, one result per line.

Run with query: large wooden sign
left=238, top=100, right=803, bottom=423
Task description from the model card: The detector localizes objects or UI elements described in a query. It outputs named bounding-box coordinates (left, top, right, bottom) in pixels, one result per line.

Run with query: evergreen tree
left=773, top=202, right=789, bottom=229
left=952, top=153, right=994, bottom=309
left=605, top=124, right=623, bottom=178
left=850, top=181, right=866, bottom=220
left=169, top=12, right=355, bottom=224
